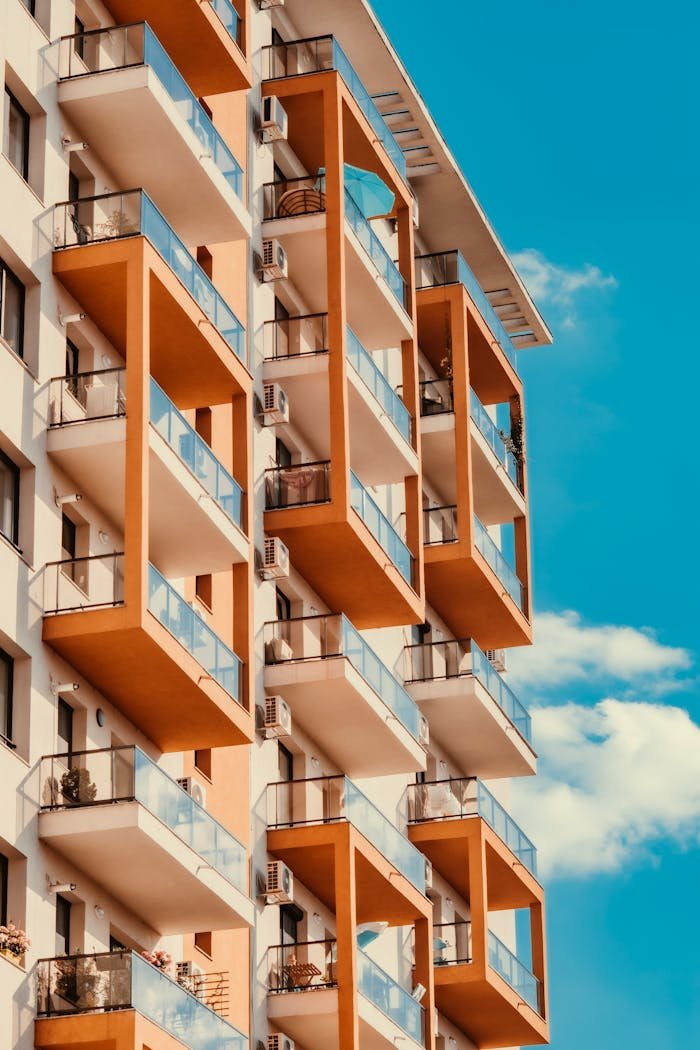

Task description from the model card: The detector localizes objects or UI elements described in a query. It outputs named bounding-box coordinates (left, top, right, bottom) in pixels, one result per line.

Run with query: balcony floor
left=265, top=656, right=425, bottom=777
left=268, top=988, right=424, bottom=1050
left=58, top=67, right=249, bottom=245
left=35, top=1008, right=187, bottom=1050
left=47, top=418, right=248, bottom=576
left=38, top=802, right=253, bottom=934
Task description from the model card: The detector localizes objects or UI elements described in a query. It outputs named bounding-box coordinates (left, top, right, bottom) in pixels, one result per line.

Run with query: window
left=3, top=87, right=30, bottom=181
left=194, top=749, right=212, bottom=779
left=275, top=438, right=292, bottom=468
left=109, top=933, right=126, bottom=952
left=0, top=450, right=19, bottom=547
left=278, top=742, right=293, bottom=782
left=55, top=895, right=72, bottom=955
left=21, top=1, right=36, bottom=16
left=57, top=699, right=74, bottom=754
left=0, top=853, right=7, bottom=926
left=280, top=903, right=303, bottom=945
left=195, top=574, right=212, bottom=610
left=61, top=513, right=76, bottom=561
left=74, top=17, right=86, bottom=60
left=275, top=587, right=291, bottom=622
left=0, top=649, right=12, bottom=749
left=194, top=931, right=212, bottom=957
left=68, top=170, right=80, bottom=203
left=0, top=259, right=25, bottom=358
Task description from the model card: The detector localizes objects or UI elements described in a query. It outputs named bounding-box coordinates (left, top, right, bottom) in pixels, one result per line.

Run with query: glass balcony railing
left=210, top=0, right=242, bottom=47
left=150, top=378, right=243, bottom=528
left=267, top=939, right=337, bottom=993
left=263, top=313, right=328, bottom=359
left=263, top=613, right=423, bottom=743
left=48, top=368, right=126, bottom=425
left=346, top=327, right=411, bottom=443
left=264, top=461, right=331, bottom=509
left=43, top=552, right=125, bottom=615
left=58, top=23, right=243, bottom=200
left=403, top=638, right=533, bottom=744
left=39, top=746, right=247, bottom=891
left=350, top=472, right=412, bottom=584
left=53, top=190, right=245, bottom=359
left=36, top=950, right=247, bottom=1048
left=345, top=189, right=407, bottom=310
left=415, top=251, right=518, bottom=370
left=433, top=921, right=472, bottom=966
left=267, top=775, right=426, bottom=893
left=423, top=505, right=458, bottom=545
left=261, top=36, right=407, bottom=180
left=406, top=777, right=537, bottom=875
left=469, top=389, right=521, bottom=490
left=147, top=563, right=243, bottom=704
left=488, top=931, right=542, bottom=1014
left=358, top=949, right=425, bottom=1044
left=473, top=516, right=525, bottom=611
left=419, top=378, right=454, bottom=416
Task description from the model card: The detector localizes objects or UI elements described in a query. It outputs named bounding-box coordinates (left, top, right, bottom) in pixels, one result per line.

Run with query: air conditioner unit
left=259, top=0, right=285, bottom=9
left=485, top=648, right=507, bottom=672
left=260, top=96, right=288, bottom=143
left=177, top=777, right=207, bottom=808
left=266, top=860, right=294, bottom=904
left=262, top=382, right=289, bottom=425
left=176, top=960, right=204, bottom=995
left=264, top=695, right=292, bottom=739
left=268, top=1035, right=295, bottom=1050
left=424, top=858, right=433, bottom=890
left=261, top=536, right=290, bottom=580
left=418, top=716, right=430, bottom=747
left=261, top=238, right=288, bottom=282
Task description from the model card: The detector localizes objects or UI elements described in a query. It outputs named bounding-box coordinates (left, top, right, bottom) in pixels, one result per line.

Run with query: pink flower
left=141, top=948, right=172, bottom=971
left=0, top=922, right=30, bottom=956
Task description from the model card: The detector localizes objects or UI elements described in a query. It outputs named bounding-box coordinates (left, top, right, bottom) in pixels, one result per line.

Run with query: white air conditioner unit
left=260, top=96, right=288, bottom=142
left=266, top=860, right=294, bottom=903
left=261, top=238, right=288, bottom=281
left=268, top=1035, right=295, bottom=1050
left=260, top=0, right=285, bottom=9
left=418, top=716, right=430, bottom=747
left=261, top=536, right=290, bottom=580
left=424, top=858, right=433, bottom=890
left=485, top=648, right=507, bottom=672
left=177, top=777, right=207, bottom=808
left=176, top=960, right=204, bottom=995
left=262, top=382, right=289, bottom=425
left=264, top=695, right=292, bottom=739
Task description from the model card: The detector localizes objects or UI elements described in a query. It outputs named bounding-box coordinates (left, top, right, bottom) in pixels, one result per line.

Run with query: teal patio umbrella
left=317, top=163, right=395, bottom=219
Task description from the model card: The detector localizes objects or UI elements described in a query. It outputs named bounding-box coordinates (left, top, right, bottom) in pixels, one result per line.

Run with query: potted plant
left=0, top=921, right=29, bottom=964
left=61, top=767, right=97, bottom=805
left=141, top=948, right=172, bottom=973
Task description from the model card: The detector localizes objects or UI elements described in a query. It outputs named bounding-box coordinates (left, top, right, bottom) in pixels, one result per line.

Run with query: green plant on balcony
left=61, top=767, right=97, bottom=805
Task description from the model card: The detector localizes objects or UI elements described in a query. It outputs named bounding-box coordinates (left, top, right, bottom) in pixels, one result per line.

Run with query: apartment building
left=0, top=2, right=552, bottom=1050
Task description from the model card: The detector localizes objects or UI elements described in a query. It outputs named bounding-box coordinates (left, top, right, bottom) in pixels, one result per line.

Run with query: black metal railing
left=267, top=939, right=337, bottom=993
left=433, top=921, right=472, bottom=966
left=423, top=505, right=458, bottom=545
left=262, top=175, right=326, bottom=220
left=264, top=461, right=331, bottom=509
left=419, top=378, right=454, bottom=416
left=263, top=313, right=328, bottom=359
left=49, top=368, right=126, bottom=426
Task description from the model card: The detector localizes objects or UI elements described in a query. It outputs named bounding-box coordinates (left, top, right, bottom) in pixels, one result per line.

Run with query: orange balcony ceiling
left=52, top=238, right=251, bottom=409
left=42, top=603, right=253, bottom=752
left=34, top=1008, right=186, bottom=1050
left=434, top=964, right=549, bottom=1049
left=264, top=505, right=424, bottom=630
left=105, top=0, right=250, bottom=96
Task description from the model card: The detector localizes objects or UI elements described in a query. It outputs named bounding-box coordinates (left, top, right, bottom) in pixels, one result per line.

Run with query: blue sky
left=371, top=0, right=700, bottom=1044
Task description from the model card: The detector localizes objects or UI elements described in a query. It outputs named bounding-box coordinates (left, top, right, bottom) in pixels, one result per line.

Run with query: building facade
left=0, top=2, right=552, bottom=1050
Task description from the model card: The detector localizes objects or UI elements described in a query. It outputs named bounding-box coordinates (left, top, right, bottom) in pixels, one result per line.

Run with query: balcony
left=263, top=319, right=415, bottom=485
left=469, top=389, right=525, bottom=525
left=47, top=371, right=248, bottom=576
left=52, top=190, right=246, bottom=376
left=262, top=36, right=407, bottom=182
left=406, top=777, right=537, bottom=879
left=422, top=508, right=530, bottom=649
left=263, top=615, right=425, bottom=776
left=38, top=746, right=253, bottom=933
left=105, top=0, right=249, bottom=96
left=267, top=940, right=425, bottom=1050
left=430, top=922, right=547, bottom=1048
left=57, top=24, right=248, bottom=245
left=262, top=178, right=412, bottom=350
left=404, top=639, right=534, bottom=777
left=42, top=556, right=251, bottom=752
left=35, top=950, right=247, bottom=1049
left=415, top=250, right=519, bottom=372
left=350, top=473, right=412, bottom=585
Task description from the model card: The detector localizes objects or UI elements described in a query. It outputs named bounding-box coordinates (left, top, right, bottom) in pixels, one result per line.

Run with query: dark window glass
left=0, top=259, right=25, bottom=358
left=0, top=853, right=7, bottom=926
left=66, top=338, right=79, bottom=378
left=280, top=903, right=303, bottom=945
left=274, top=297, right=290, bottom=322
left=275, top=438, right=292, bottom=468
left=271, top=28, right=285, bottom=47
left=55, top=895, right=72, bottom=955
left=275, top=587, right=291, bottom=622
left=109, top=933, right=126, bottom=951
left=68, top=171, right=80, bottom=203
left=194, top=749, right=212, bottom=779
left=0, top=450, right=19, bottom=547
left=74, top=17, right=86, bottom=59
left=0, top=649, right=13, bottom=748
left=278, top=742, right=293, bottom=782
left=61, top=513, right=76, bottom=560
left=21, top=1, right=36, bottom=16
left=57, top=699, right=74, bottom=754
left=3, top=87, right=29, bottom=180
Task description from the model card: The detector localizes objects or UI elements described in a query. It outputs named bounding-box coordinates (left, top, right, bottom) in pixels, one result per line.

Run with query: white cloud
left=512, top=248, right=618, bottom=306
left=507, top=610, right=691, bottom=689
left=510, top=699, right=700, bottom=879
